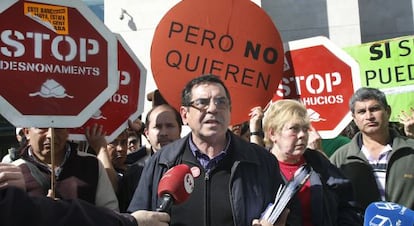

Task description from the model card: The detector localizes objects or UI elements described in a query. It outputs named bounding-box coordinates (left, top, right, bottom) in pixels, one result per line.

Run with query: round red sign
left=0, top=0, right=118, bottom=128
left=151, top=0, right=284, bottom=125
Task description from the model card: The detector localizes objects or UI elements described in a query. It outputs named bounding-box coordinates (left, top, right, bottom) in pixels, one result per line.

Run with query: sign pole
left=50, top=128, right=56, bottom=199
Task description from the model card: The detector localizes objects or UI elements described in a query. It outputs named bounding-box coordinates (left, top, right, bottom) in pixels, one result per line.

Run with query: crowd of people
left=1, top=74, right=414, bottom=226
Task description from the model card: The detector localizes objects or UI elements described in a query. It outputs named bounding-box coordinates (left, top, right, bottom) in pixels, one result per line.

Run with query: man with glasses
left=128, top=74, right=286, bottom=226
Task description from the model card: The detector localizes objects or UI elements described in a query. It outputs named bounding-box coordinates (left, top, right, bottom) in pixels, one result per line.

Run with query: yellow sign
left=24, top=2, right=68, bottom=35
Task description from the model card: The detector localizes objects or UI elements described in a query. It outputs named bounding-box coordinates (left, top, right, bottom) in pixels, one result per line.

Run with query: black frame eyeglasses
left=186, top=97, right=229, bottom=111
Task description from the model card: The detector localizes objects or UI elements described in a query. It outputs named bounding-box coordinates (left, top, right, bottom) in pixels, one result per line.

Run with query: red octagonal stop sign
left=68, top=34, right=146, bottom=142
left=273, top=36, right=361, bottom=139
left=0, top=0, right=118, bottom=128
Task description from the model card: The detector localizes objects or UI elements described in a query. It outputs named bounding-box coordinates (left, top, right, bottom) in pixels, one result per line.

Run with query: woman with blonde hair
left=262, top=99, right=362, bottom=226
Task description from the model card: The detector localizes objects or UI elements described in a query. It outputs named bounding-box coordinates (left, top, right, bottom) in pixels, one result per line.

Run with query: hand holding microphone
left=156, top=164, right=195, bottom=212
left=364, top=202, right=414, bottom=226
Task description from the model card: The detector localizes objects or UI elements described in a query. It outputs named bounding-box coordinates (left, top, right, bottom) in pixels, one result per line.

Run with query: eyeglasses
left=187, top=97, right=229, bottom=111
left=128, top=139, right=138, bottom=145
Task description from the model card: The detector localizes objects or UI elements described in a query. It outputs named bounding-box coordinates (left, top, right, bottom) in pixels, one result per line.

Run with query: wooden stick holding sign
left=49, top=128, right=56, bottom=199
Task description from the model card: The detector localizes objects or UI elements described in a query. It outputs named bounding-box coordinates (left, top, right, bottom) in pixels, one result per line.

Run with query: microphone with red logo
left=156, top=164, right=195, bottom=212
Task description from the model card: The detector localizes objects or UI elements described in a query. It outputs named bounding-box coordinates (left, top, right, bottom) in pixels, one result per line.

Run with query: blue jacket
left=128, top=132, right=283, bottom=226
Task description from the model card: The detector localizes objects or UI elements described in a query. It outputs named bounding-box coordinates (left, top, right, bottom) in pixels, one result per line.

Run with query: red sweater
left=279, top=158, right=313, bottom=226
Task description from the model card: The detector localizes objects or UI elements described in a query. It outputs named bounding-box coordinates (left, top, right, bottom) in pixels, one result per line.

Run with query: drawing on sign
left=91, top=109, right=107, bottom=120
left=307, top=108, right=326, bottom=122
left=29, top=79, right=74, bottom=98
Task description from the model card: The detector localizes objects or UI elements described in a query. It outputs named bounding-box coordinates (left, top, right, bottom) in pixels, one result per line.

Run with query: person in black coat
left=0, top=162, right=169, bottom=226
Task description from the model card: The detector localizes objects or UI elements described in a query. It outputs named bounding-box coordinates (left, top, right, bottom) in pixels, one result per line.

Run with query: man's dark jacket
left=128, top=132, right=283, bottom=226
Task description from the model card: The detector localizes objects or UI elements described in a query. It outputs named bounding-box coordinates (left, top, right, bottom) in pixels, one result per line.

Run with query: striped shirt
left=189, top=133, right=231, bottom=174
left=361, top=144, right=392, bottom=201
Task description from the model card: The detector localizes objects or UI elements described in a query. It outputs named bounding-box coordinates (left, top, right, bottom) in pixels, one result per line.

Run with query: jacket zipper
left=205, top=170, right=210, bottom=226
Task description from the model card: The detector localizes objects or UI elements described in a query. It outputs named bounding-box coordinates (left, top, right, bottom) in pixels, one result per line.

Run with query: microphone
left=364, top=202, right=414, bottom=226
left=156, top=164, right=194, bottom=212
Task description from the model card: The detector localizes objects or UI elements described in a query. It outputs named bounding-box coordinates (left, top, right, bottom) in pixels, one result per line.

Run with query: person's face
left=144, top=106, right=181, bottom=152
left=127, top=135, right=139, bottom=153
left=352, top=99, right=390, bottom=136
left=229, top=124, right=241, bottom=136
left=107, top=132, right=128, bottom=168
left=181, top=83, right=231, bottom=141
left=16, top=128, right=28, bottom=144
left=28, top=128, right=68, bottom=162
left=270, top=120, right=309, bottom=162
left=229, top=123, right=249, bottom=142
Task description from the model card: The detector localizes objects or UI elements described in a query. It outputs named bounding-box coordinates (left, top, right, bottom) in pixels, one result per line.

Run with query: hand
left=249, top=106, right=264, bottom=133
left=85, top=124, right=118, bottom=191
left=128, top=119, right=144, bottom=133
left=47, top=189, right=60, bottom=200
left=249, top=106, right=265, bottom=146
left=85, top=124, right=107, bottom=154
left=130, top=210, right=170, bottom=226
left=0, top=163, right=26, bottom=191
left=252, top=208, right=289, bottom=226
left=307, top=125, right=322, bottom=151
left=399, top=107, right=414, bottom=138
left=252, top=219, right=274, bottom=226
left=307, top=125, right=328, bottom=158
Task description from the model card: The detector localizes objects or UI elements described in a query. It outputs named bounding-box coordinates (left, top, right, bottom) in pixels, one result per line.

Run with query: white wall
left=104, top=0, right=180, bottom=121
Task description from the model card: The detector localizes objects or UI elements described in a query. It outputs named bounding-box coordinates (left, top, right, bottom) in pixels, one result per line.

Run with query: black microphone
left=156, top=164, right=194, bottom=212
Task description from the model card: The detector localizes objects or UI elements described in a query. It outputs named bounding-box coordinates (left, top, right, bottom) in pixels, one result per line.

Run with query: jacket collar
left=349, top=128, right=407, bottom=158
left=158, top=130, right=262, bottom=168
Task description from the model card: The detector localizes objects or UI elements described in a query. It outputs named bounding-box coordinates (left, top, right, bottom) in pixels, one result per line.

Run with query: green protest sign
left=344, top=35, right=414, bottom=122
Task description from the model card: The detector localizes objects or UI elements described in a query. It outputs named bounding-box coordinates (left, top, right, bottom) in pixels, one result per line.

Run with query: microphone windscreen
left=364, top=202, right=414, bottom=226
left=157, top=164, right=194, bottom=204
